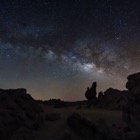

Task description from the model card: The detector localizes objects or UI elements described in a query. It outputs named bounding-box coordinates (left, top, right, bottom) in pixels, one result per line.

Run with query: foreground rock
left=123, top=72, right=140, bottom=135
left=0, top=88, right=43, bottom=140
left=67, top=113, right=106, bottom=140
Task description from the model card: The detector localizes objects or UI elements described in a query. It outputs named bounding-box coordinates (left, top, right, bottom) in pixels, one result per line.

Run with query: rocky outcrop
left=0, top=88, right=43, bottom=140
left=85, top=82, right=97, bottom=100
left=123, top=72, right=140, bottom=134
left=96, top=88, right=128, bottom=110
left=85, top=82, right=97, bottom=108
left=84, top=82, right=128, bottom=110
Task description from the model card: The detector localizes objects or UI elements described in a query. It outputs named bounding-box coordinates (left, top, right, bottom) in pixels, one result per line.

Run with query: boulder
left=67, top=113, right=106, bottom=140
left=0, top=88, right=43, bottom=140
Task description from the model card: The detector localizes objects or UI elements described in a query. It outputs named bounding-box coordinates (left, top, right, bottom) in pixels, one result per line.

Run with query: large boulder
left=67, top=113, right=106, bottom=140
left=0, top=88, right=43, bottom=140
left=123, top=72, right=140, bottom=133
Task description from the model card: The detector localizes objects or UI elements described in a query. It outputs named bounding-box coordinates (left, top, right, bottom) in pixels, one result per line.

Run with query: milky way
left=0, top=0, right=140, bottom=100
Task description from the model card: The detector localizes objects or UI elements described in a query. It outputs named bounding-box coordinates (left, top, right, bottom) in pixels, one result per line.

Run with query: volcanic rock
left=0, top=88, right=43, bottom=140
left=67, top=113, right=106, bottom=140
left=85, top=82, right=97, bottom=108
left=97, top=88, right=127, bottom=110
left=85, top=82, right=97, bottom=100
left=123, top=72, right=140, bottom=133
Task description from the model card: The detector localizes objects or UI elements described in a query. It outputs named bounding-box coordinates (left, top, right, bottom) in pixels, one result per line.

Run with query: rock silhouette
left=85, top=82, right=97, bottom=100
left=96, top=88, right=127, bottom=110
left=85, top=82, right=97, bottom=107
left=84, top=81, right=127, bottom=110
left=0, top=88, right=43, bottom=140
left=123, top=72, right=140, bottom=135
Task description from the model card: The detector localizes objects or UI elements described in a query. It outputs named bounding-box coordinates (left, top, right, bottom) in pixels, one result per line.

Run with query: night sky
left=0, top=0, right=140, bottom=101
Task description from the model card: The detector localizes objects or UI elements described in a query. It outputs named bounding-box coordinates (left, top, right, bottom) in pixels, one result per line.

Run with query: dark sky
left=0, top=0, right=140, bottom=100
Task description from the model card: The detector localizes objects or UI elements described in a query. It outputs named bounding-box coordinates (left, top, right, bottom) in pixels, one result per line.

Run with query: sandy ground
left=35, top=105, right=123, bottom=140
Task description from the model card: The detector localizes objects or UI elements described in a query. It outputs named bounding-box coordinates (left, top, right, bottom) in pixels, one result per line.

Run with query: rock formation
left=85, top=82, right=97, bottom=107
left=0, top=88, right=43, bottom=140
left=84, top=81, right=127, bottom=110
left=85, top=82, right=97, bottom=100
left=97, top=88, right=127, bottom=110
left=123, top=72, right=140, bottom=134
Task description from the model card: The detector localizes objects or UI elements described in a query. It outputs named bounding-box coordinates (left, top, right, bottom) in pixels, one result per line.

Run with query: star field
left=0, top=0, right=140, bottom=100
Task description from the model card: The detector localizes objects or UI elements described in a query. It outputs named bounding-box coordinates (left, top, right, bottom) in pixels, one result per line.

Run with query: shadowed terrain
left=0, top=72, right=140, bottom=140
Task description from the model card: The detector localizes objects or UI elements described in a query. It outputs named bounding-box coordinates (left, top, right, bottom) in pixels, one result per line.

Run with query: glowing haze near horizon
left=0, top=0, right=140, bottom=101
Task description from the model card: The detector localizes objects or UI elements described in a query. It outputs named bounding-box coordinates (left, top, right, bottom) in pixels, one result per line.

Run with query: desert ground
left=36, top=105, right=123, bottom=140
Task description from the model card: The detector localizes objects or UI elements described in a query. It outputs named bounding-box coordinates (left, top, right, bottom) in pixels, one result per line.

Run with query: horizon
left=0, top=0, right=140, bottom=101
left=0, top=78, right=128, bottom=101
